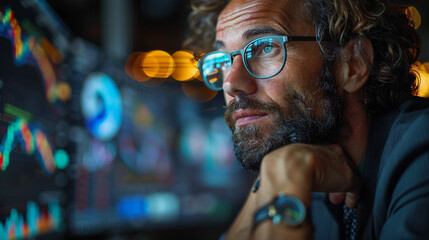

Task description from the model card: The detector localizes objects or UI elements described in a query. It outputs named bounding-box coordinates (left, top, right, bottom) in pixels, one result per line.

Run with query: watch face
left=272, top=195, right=306, bottom=226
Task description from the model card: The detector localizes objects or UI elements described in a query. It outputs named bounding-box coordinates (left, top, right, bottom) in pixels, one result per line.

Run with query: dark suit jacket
left=312, top=97, right=429, bottom=240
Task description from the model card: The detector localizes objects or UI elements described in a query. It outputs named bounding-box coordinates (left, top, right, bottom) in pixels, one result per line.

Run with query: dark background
left=45, top=0, right=429, bottom=62
left=46, top=0, right=190, bottom=61
left=1, top=1, right=426, bottom=240
left=44, top=0, right=429, bottom=239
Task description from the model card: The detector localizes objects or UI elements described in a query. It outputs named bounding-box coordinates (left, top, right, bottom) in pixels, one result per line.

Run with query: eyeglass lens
left=200, top=37, right=285, bottom=91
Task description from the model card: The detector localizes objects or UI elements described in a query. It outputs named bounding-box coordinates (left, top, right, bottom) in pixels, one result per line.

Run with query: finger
left=345, top=191, right=360, bottom=208
left=329, top=192, right=346, bottom=205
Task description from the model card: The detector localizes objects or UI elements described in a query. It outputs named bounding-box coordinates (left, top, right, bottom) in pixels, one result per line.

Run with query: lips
left=233, top=109, right=268, bottom=127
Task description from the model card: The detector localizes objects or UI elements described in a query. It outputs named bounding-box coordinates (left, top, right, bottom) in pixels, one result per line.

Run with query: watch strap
left=252, top=194, right=309, bottom=230
left=254, top=204, right=270, bottom=227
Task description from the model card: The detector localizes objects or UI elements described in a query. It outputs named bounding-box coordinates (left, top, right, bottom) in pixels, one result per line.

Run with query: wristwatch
left=253, top=193, right=308, bottom=229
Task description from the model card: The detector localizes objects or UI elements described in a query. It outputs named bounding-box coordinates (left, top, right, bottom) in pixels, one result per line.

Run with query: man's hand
left=224, top=143, right=362, bottom=240
left=258, top=143, right=361, bottom=207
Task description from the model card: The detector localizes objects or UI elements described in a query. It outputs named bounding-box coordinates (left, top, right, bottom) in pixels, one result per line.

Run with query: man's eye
left=263, top=45, right=273, bottom=53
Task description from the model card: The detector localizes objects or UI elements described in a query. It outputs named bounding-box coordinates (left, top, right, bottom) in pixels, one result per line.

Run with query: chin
left=232, top=123, right=289, bottom=171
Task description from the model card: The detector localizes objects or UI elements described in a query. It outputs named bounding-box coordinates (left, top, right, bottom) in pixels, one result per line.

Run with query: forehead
left=216, top=0, right=313, bottom=47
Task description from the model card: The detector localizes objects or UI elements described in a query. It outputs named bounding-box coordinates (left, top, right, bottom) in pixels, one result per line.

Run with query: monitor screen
left=0, top=0, right=72, bottom=239
left=0, top=1, right=255, bottom=239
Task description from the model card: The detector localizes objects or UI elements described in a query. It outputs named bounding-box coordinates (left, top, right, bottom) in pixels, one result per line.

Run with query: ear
left=336, top=38, right=374, bottom=93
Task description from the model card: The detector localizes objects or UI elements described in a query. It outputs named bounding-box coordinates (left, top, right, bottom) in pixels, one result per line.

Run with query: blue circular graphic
left=81, top=72, right=122, bottom=141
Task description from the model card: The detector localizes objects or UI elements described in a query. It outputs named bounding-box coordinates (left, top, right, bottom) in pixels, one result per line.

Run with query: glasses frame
left=198, top=35, right=318, bottom=91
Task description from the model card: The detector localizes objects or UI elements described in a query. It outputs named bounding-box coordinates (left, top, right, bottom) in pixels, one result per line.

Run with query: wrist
left=252, top=220, right=313, bottom=240
left=252, top=193, right=312, bottom=231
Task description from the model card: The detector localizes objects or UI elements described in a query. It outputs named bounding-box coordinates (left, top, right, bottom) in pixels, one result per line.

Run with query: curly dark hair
left=183, top=0, right=229, bottom=55
left=184, top=0, right=422, bottom=114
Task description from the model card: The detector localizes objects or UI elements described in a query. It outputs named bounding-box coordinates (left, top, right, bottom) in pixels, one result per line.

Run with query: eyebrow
left=243, top=27, right=285, bottom=39
left=213, top=27, right=286, bottom=51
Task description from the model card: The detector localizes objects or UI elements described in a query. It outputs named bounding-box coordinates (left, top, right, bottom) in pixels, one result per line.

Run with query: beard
left=224, top=63, right=343, bottom=171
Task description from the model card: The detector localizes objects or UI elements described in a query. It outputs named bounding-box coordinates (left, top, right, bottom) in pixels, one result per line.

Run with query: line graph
left=0, top=7, right=64, bottom=103
left=0, top=118, right=68, bottom=174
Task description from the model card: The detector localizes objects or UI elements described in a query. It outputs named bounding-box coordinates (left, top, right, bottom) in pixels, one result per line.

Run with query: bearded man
left=185, top=0, right=429, bottom=239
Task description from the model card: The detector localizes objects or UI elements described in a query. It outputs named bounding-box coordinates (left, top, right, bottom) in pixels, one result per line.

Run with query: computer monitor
left=0, top=1, right=255, bottom=239
left=0, top=0, right=72, bottom=239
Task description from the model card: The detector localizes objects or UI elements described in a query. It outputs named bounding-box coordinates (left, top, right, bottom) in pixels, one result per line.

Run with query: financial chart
left=0, top=0, right=255, bottom=239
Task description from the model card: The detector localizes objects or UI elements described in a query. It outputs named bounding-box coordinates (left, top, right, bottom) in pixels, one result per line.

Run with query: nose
left=223, top=54, right=257, bottom=98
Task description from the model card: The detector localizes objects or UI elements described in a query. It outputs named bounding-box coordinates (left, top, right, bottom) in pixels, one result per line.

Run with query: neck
left=339, top=92, right=371, bottom=166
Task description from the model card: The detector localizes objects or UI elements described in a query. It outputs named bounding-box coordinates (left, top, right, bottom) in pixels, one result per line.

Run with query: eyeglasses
left=198, top=35, right=318, bottom=91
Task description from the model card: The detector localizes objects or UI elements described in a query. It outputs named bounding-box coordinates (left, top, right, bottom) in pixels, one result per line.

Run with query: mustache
left=224, top=97, right=282, bottom=128
left=225, top=97, right=280, bottom=115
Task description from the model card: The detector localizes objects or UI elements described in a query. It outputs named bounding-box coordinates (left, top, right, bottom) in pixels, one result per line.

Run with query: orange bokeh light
left=413, top=62, right=429, bottom=98
left=125, top=52, right=151, bottom=82
left=171, top=50, right=199, bottom=81
left=142, top=50, right=175, bottom=78
left=406, top=6, right=421, bottom=30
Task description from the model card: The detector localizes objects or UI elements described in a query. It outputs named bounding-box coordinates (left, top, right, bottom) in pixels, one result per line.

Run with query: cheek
left=287, top=44, right=325, bottom=79
left=286, top=57, right=324, bottom=90
left=262, top=80, right=288, bottom=103
left=260, top=62, right=325, bottom=105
